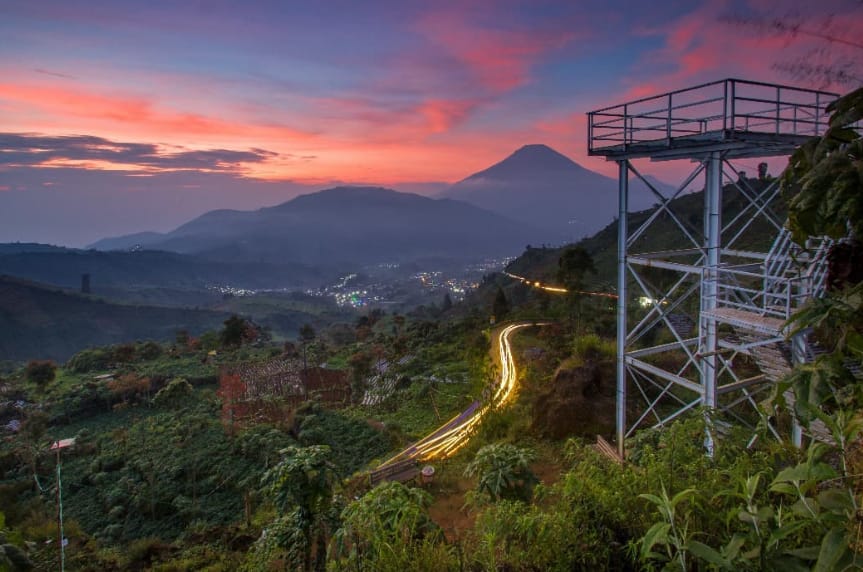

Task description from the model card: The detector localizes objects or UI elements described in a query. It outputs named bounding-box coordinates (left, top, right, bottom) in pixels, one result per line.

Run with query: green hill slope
left=0, top=276, right=230, bottom=362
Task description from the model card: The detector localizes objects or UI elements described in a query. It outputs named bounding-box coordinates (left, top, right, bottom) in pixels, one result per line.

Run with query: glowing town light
left=638, top=296, right=667, bottom=308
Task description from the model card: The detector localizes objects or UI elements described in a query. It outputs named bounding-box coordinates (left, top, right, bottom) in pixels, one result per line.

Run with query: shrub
left=465, top=443, right=538, bottom=503
left=138, top=341, right=163, bottom=361
left=113, top=343, right=136, bottom=363
left=67, top=348, right=113, bottom=373
left=572, top=333, right=615, bottom=364
left=470, top=499, right=612, bottom=571
left=332, top=481, right=454, bottom=570
left=152, top=378, right=193, bottom=409
left=25, top=360, right=56, bottom=389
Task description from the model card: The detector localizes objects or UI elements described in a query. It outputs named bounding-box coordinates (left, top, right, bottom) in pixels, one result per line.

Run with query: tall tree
left=761, top=88, right=863, bottom=570
left=492, top=287, right=509, bottom=321
left=441, top=292, right=453, bottom=312
left=392, top=314, right=406, bottom=340
left=25, top=360, right=55, bottom=391
left=299, top=324, right=316, bottom=373
left=557, top=245, right=596, bottom=293
left=220, top=315, right=246, bottom=348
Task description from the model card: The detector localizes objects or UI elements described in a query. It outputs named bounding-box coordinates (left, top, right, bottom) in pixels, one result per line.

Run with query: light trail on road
left=504, top=271, right=618, bottom=299
left=376, top=322, right=541, bottom=467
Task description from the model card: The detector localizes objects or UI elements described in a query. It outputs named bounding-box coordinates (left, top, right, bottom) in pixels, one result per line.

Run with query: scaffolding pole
left=616, top=160, right=628, bottom=458
left=702, top=151, right=722, bottom=455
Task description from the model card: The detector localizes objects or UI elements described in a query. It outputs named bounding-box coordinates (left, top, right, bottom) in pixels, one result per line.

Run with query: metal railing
left=715, top=268, right=817, bottom=320
left=712, top=229, right=833, bottom=320
left=588, top=79, right=838, bottom=154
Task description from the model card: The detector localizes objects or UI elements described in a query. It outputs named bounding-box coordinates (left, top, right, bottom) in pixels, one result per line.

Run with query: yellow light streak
left=375, top=322, right=542, bottom=467
left=503, top=271, right=617, bottom=298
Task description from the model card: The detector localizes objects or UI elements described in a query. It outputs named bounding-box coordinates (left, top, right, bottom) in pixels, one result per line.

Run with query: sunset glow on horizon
left=1, top=0, right=861, bottom=245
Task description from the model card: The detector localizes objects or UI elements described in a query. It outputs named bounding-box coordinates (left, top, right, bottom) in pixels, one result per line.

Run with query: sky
left=1, top=0, right=861, bottom=246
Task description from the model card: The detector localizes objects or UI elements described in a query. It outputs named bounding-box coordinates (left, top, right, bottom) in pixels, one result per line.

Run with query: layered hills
left=91, top=186, right=535, bottom=265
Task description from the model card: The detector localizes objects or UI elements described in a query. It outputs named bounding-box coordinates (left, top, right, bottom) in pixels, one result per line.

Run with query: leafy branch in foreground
left=464, top=443, right=538, bottom=504
left=783, top=86, right=863, bottom=244
left=252, top=446, right=340, bottom=572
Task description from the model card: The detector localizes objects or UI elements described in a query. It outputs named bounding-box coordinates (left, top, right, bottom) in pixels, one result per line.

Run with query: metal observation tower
left=587, top=79, right=839, bottom=456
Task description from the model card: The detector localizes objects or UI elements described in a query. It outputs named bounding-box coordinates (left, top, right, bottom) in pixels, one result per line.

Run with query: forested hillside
left=0, top=276, right=229, bottom=361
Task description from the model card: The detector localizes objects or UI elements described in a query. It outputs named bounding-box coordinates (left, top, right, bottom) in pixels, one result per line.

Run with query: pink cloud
left=624, top=0, right=863, bottom=96
left=415, top=10, right=575, bottom=93
left=310, top=93, right=485, bottom=139
left=419, top=98, right=483, bottom=133
left=0, top=80, right=315, bottom=145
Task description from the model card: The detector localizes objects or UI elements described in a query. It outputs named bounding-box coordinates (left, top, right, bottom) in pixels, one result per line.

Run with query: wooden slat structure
left=593, top=435, right=624, bottom=465
left=368, top=458, right=419, bottom=487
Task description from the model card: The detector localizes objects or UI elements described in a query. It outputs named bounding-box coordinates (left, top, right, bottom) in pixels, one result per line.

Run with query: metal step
left=705, top=307, right=786, bottom=336
left=783, top=390, right=835, bottom=445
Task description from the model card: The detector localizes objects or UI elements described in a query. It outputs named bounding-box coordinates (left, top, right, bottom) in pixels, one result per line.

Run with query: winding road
left=377, top=322, right=543, bottom=469
left=504, top=270, right=618, bottom=299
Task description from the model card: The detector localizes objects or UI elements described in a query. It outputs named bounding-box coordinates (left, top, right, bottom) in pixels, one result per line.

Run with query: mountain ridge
left=442, top=143, right=664, bottom=242
left=463, top=144, right=593, bottom=180
left=90, top=186, right=536, bottom=265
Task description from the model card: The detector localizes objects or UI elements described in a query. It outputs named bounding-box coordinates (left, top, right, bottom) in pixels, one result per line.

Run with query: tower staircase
left=704, top=228, right=836, bottom=442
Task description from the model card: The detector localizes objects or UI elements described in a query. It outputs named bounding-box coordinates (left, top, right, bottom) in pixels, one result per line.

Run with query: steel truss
left=589, top=79, right=839, bottom=456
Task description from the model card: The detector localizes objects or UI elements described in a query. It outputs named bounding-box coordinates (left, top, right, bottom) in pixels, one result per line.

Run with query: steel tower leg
left=790, top=333, right=806, bottom=447
left=616, top=160, right=629, bottom=458
left=702, top=152, right=722, bottom=454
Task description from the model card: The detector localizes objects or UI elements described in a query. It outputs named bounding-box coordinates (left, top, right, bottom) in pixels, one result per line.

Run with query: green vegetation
left=464, top=443, right=537, bottom=503
left=251, top=446, right=339, bottom=571
left=0, top=275, right=230, bottom=362
left=332, top=481, right=449, bottom=571
left=783, top=86, right=863, bottom=243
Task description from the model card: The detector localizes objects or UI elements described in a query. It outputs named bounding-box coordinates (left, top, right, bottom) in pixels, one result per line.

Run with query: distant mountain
left=91, top=186, right=535, bottom=265
left=441, top=144, right=666, bottom=243
left=0, top=276, right=229, bottom=361
left=0, top=243, right=75, bottom=255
